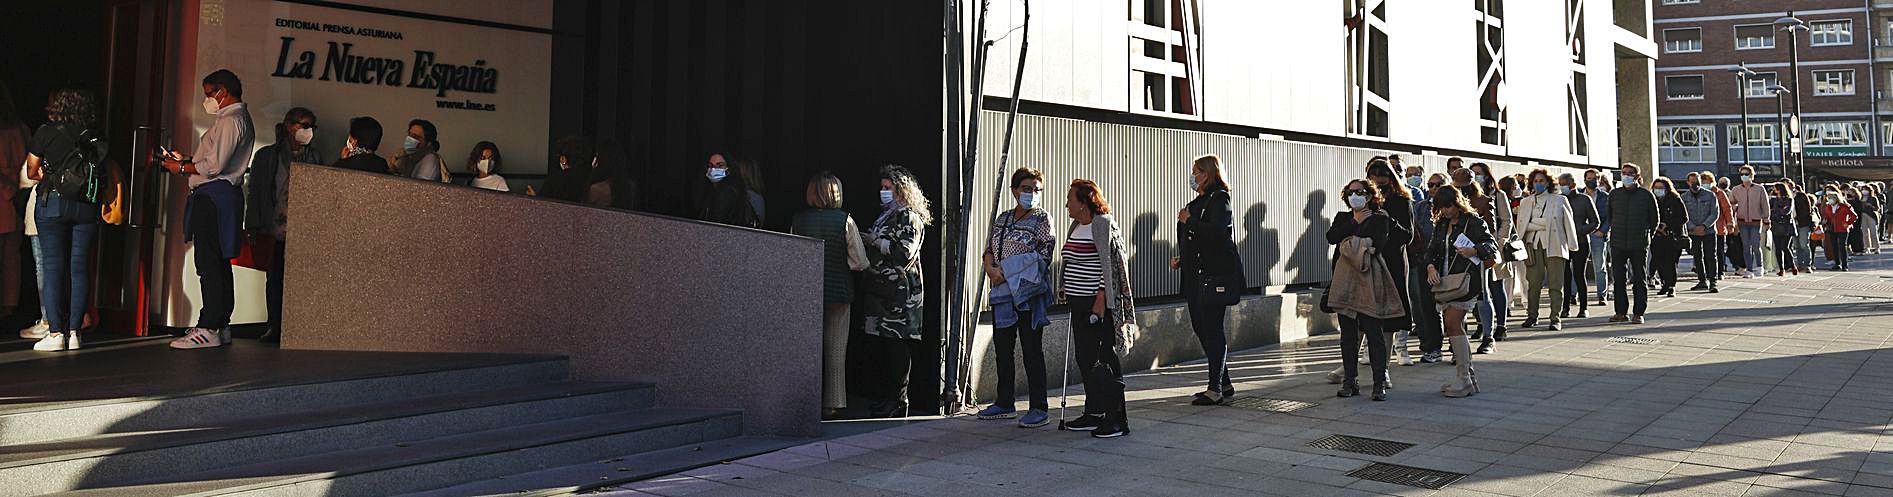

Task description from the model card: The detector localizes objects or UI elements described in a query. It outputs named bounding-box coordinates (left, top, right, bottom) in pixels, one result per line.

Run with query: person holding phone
left=161, top=69, right=255, bottom=350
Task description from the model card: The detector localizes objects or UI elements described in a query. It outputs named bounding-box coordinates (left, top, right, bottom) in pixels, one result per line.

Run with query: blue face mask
left=880, top=190, right=895, bottom=206
left=706, top=167, right=728, bottom=183
left=1533, top=182, right=1549, bottom=194
left=1019, top=191, right=1039, bottom=209
left=1406, top=175, right=1423, bottom=188
left=1558, top=185, right=1572, bottom=195
left=1655, top=187, right=1669, bottom=197
left=1188, top=175, right=1199, bottom=192
left=402, top=136, right=420, bottom=153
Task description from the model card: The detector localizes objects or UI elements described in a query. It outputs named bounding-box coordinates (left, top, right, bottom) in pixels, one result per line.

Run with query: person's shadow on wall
left=1131, top=213, right=1177, bottom=293
left=1240, top=202, right=1281, bottom=288
left=1284, top=190, right=1331, bottom=283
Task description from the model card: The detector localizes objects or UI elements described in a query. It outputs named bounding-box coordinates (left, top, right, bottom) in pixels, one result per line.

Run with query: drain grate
left=1347, top=462, right=1467, bottom=490
left=1225, top=397, right=1319, bottom=413
left=1606, top=336, right=1659, bottom=345
left=1304, top=434, right=1414, bottom=457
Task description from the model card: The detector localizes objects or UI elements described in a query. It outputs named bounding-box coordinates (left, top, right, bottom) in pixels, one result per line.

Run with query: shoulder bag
left=1432, top=218, right=1476, bottom=302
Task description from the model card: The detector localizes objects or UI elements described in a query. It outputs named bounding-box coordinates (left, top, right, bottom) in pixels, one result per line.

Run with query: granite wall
left=281, top=164, right=823, bottom=437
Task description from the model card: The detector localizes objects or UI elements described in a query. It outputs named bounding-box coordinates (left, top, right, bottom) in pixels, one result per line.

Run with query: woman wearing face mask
left=1057, top=178, right=1137, bottom=438
left=1514, top=169, right=1577, bottom=331
left=466, top=142, right=509, bottom=192
left=392, top=119, right=448, bottom=183
left=1320, top=179, right=1410, bottom=401
left=1824, top=188, right=1858, bottom=271
left=1769, top=184, right=1798, bottom=276
left=1649, top=177, right=1689, bottom=297
left=1465, top=163, right=1513, bottom=347
left=1172, top=155, right=1245, bottom=405
left=860, top=165, right=932, bottom=418
left=975, top=167, right=1057, bottom=425
left=790, top=172, right=869, bottom=420
left=695, top=152, right=760, bottom=228
left=244, top=107, right=321, bottom=343
left=1363, top=158, right=1416, bottom=364
left=1424, top=186, right=1494, bottom=397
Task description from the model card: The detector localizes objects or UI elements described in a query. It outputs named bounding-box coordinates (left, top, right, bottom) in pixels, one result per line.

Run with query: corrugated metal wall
left=961, top=111, right=1585, bottom=310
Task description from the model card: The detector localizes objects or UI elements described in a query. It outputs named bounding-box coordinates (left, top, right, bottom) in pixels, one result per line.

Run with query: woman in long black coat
left=1650, top=177, right=1690, bottom=297
left=1174, top=155, right=1245, bottom=406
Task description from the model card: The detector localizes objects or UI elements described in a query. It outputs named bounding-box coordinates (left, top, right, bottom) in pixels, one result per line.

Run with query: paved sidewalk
left=599, top=253, right=1893, bottom=497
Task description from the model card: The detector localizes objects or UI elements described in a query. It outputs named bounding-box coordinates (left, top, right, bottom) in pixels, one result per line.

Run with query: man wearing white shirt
left=161, top=69, right=254, bottom=349
left=1515, top=168, right=1579, bottom=331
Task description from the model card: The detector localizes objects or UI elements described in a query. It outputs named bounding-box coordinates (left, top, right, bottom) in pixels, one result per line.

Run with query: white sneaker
left=169, top=328, right=225, bottom=350
left=33, top=331, right=69, bottom=351
left=66, top=330, right=81, bottom=350
left=1395, top=331, right=1413, bottom=366
left=19, top=321, right=48, bottom=339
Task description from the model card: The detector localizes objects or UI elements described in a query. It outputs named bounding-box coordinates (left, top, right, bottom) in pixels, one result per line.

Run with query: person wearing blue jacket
left=1682, top=172, right=1722, bottom=293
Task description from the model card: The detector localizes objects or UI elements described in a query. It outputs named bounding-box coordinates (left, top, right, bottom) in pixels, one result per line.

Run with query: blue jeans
left=35, top=201, right=98, bottom=333
left=30, top=235, right=44, bottom=323
left=1739, top=224, right=1763, bottom=274
left=1793, top=226, right=1814, bottom=268
left=1590, top=236, right=1608, bottom=299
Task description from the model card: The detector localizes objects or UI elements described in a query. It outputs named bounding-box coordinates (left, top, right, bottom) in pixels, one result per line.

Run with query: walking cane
left=1055, top=321, right=1073, bottom=430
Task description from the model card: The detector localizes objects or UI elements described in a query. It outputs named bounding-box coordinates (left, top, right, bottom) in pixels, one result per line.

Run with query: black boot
left=1371, top=383, right=1388, bottom=401
left=1337, top=380, right=1360, bottom=398
left=1476, top=335, right=1494, bottom=354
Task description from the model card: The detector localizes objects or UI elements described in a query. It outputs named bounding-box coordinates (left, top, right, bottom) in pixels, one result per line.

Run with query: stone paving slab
left=594, top=253, right=1893, bottom=497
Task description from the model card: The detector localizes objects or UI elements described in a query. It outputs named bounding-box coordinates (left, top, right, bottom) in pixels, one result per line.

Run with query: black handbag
left=1198, top=272, right=1241, bottom=307
left=1498, top=238, right=1527, bottom=263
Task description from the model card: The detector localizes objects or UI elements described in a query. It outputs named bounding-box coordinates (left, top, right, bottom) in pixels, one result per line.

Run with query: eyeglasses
left=1344, top=189, right=1368, bottom=196
left=296, top=122, right=318, bottom=130
left=1015, top=186, right=1045, bottom=193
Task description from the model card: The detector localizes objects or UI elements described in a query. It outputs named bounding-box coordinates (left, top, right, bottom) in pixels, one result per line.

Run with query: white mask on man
left=202, top=96, right=221, bottom=115
left=293, top=127, right=314, bottom=146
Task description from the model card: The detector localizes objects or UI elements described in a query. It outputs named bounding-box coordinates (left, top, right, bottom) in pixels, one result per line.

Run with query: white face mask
left=1018, top=191, right=1039, bottom=209
left=707, top=167, right=728, bottom=183
left=293, top=127, right=314, bottom=146
left=202, top=96, right=221, bottom=115
left=1654, top=187, right=1669, bottom=197
left=1347, top=194, right=1369, bottom=211
left=1188, top=175, right=1199, bottom=192
left=476, top=159, right=492, bottom=175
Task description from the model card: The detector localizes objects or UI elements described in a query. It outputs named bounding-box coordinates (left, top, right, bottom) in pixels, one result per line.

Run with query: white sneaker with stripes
left=170, top=328, right=226, bottom=350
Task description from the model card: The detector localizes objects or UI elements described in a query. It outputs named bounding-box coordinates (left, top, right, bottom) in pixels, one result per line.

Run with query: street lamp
left=1770, top=85, right=1791, bottom=175
left=1776, top=15, right=1809, bottom=187
left=1729, top=63, right=1758, bottom=172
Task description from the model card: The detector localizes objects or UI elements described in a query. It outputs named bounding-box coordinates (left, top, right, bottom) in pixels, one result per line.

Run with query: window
left=1735, top=25, right=1775, bottom=50
left=1728, top=124, right=1781, bottom=163
left=1812, top=69, right=1855, bottom=96
left=1663, top=28, right=1701, bottom=53
left=1130, top=0, right=1200, bottom=117
left=1810, top=20, right=1853, bottom=46
left=1665, top=75, right=1704, bottom=100
left=1806, top=122, right=1867, bottom=145
left=1659, top=125, right=1717, bottom=163
left=1744, top=72, right=1779, bottom=98
left=1567, top=0, right=1588, bottom=155
left=1343, top=0, right=1391, bottom=137
left=1476, top=0, right=1507, bottom=146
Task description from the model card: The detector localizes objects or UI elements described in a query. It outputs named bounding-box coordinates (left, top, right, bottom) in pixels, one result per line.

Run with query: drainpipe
left=1869, top=0, right=1884, bottom=156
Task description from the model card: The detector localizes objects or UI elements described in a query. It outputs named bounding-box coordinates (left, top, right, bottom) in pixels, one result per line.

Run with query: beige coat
left=1516, top=191, right=1579, bottom=257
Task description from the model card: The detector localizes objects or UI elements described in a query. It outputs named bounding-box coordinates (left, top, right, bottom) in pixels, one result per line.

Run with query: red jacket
left=1822, top=201, right=1857, bottom=233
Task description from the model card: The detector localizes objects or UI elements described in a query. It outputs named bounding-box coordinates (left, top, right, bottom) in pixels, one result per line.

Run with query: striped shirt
left=1061, top=223, right=1103, bottom=298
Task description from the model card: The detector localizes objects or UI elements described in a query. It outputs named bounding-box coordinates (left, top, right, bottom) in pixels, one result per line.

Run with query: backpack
left=42, top=127, right=106, bottom=204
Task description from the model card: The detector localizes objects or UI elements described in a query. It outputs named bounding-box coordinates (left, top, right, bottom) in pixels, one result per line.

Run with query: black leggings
left=1070, top=307, right=1124, bottom=416
left=1187, top=299, right=1232, bottom=393
left=858, top=333, right=914, bottom=414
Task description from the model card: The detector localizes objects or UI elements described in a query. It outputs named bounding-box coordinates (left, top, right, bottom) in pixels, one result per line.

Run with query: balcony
left=1881, top=97, right=1893, bottom=114
left=1877, top=43, right=1893, bottom=62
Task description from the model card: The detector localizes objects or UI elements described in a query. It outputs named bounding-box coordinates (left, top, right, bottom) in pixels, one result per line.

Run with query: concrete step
left=0, top=382, right=656, bottom=495
left=0, top=356, right=571, bottom=446
left=49, top=408, right=744, bottom=497
left=394, top=436, right=803, bottom=497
